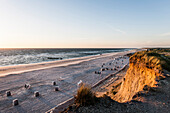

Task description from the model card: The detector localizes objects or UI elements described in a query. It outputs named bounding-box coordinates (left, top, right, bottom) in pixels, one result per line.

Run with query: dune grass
left=130, top=49, right=170, bottom=72
left=75, top=84, right=97, bottom=106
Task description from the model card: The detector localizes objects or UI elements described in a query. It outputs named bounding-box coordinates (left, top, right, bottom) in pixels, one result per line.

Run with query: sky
left=0, top=0, right=170, bottom=48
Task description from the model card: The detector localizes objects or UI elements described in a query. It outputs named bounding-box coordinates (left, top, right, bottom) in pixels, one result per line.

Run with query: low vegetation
left=131, top=49, right=170, bottom=71
left=75, top=84, right=97, bottom=106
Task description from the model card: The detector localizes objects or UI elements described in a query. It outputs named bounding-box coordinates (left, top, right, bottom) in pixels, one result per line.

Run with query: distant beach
left=0, top=48, right=131, bottom=77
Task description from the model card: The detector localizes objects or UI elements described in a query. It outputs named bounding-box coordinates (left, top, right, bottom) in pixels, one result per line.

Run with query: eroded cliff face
left=113, top=51, right=165, bottom=102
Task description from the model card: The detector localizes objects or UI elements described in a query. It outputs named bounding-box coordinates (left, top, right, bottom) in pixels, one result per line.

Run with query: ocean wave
left=0, top=48, right=131, bottom=66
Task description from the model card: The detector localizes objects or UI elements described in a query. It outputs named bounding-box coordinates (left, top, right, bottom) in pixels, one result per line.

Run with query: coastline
left=0, top=50, right=135, bottom=77
left=0, top=49, right=138, bottom=113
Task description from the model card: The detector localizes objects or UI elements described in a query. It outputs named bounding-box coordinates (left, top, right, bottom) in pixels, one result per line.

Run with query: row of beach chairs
left=94, top=56, right=127, bottom=74
left=6, top=81, right=59, bottom=106
left=6, top=56, right=127, bottom=106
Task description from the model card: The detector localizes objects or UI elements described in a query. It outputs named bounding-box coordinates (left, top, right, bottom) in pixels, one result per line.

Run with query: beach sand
left=0, top=49, right=137, bottom=113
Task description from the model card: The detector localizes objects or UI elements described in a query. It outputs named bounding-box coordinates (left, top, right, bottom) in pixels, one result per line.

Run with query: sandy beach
left=0, top=50, right=136, bottom=113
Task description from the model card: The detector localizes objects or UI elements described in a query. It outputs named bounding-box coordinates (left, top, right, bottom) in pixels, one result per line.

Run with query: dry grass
left=75, top=84, right=96, bottom=106
left=130, top=50, right=170, bottom=72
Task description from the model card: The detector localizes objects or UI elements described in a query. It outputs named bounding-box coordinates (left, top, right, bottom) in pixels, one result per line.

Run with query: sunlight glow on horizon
left=0, top=0, right=170, bottom=48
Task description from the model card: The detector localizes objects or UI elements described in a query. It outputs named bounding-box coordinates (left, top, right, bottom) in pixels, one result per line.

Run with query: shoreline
left=0, top=50, right=134, bottom=77
left=0, top=49, right=138, bottom=113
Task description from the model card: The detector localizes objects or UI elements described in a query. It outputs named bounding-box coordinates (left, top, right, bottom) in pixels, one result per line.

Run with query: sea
left=0, top=48, right=132, bottom=66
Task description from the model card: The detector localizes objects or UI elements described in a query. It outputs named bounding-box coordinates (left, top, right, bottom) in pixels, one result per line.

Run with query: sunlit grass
left=130, top=49, right=170, bottom=72
left=75, top=84, right=96, bottom=106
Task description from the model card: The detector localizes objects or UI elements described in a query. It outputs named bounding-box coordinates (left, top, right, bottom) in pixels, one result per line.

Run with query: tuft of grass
left=75, top=84, right=96, bottom=106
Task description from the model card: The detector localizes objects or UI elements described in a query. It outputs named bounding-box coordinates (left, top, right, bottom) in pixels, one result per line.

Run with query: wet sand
left=0, top=50, right=136, bottom=113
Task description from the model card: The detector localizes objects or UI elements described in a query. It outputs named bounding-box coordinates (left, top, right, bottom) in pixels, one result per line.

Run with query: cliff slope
left=113, top=50, right=170, bottom=102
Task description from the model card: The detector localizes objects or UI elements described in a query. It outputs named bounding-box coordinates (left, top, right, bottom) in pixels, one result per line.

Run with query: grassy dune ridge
left=135, top=49, right=170, bottom=71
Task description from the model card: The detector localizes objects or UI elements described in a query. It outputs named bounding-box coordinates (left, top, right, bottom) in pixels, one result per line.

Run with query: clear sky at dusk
left=0, top=0, right=170, bottom=48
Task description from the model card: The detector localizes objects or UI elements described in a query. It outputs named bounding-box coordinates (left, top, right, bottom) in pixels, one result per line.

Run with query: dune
left=61, top=49, right=170, bottom=113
